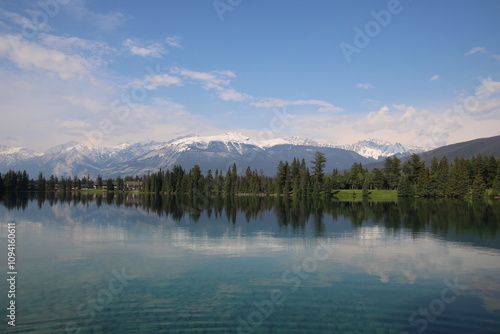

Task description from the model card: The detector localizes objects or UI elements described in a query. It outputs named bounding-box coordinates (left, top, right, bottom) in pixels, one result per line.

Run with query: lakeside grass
left=331, top=189, right=398, bottom=198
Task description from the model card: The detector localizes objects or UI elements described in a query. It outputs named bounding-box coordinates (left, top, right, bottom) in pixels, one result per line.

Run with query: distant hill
left=365, top=135, right=500, bottom=170
left=418, top=135, right=500, bottom=164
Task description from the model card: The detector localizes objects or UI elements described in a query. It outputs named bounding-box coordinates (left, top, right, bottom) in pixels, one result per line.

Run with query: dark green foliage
left=362, top=181, right=369, bottom=197
left=383, top=156, right=401, bottom=190
left=106, top=178, right=115, bottom=192
left=1, top=153, right=499, bottom=198
left=491, top=177, right=500, bottom=197
left=311, top=151, right=326, bottom=184
left=402, top=154, right=424, bottom=185
left=371, top=168, right=385, bottom=190
left=397, top=175, right=414, bottom=197
left=472, top=173, right=486, bottom=198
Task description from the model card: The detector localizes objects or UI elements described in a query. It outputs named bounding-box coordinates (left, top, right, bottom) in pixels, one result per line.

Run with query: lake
left=1, top=193, right=500, bottom=333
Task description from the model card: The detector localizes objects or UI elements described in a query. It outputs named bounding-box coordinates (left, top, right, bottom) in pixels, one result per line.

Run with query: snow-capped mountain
left=336, top=139, right=425, bottom=160
left=0, top=134, right=424, bottom=178
left=0, top=145, right=42, bottom=165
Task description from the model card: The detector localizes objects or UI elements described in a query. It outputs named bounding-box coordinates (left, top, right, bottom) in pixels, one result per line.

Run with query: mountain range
left=2, top=133, right=495, bottom=178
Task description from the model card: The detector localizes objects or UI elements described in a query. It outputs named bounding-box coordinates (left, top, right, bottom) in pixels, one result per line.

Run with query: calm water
left=1, top=194, right=500, bottom=333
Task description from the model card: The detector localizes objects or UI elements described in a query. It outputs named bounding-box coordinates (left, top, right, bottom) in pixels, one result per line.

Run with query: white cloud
left=166, top=36, right=182, bottom=48
left=59, top=120, right=91, bottom=129
left=0, top=34, right=92, bottom=79
left=65, top=0, right=129, bottom=31
left=251, top=98, right=343, bottom=113
left=123, top=39, right=165, bottom=58
left=174, top=67, right=251, bottom=102
left=131, top=74, right=183, bottom=90
left=356, top=83, right=374, bottom=89
left=430, top=74, right=440, bottom=81
left=280, top=100, right=499, bottom=149
left=39, top=34, right=115, bottom=67
left=217, top=88, right=250, bottom=102
left=476, top=77, right=500, bottom=97
left=465, top=46, right=486, bottom=56
left=60, top=96, right=108, bottom=113
left=0, top=8, right=50, bottom=32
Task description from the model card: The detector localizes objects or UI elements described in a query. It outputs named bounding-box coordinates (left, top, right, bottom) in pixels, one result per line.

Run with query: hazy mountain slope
left=364, top=135, right=500, bottom=170
left=418, top=135, right=500, bottom=164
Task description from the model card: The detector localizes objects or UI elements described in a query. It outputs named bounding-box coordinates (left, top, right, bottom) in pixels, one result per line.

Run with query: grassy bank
left=331, top=189, right=398, bottom=198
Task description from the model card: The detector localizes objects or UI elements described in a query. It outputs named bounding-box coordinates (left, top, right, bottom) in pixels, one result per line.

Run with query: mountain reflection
left=2, top=192, right=499, bottom=242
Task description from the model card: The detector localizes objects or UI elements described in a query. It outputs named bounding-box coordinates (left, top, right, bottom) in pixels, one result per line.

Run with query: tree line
left=1, top=152, right=500, bottom=198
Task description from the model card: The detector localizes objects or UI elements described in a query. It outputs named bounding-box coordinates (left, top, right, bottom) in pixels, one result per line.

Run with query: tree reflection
left=1, top=193, right=499, bottom=237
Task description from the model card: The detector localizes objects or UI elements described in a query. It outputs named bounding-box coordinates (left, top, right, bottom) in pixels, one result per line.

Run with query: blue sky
left=0, top=0, right=499, bottom=150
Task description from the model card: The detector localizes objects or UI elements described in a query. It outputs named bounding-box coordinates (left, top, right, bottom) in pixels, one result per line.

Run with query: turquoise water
left=1, top=195, right=499, bottom=333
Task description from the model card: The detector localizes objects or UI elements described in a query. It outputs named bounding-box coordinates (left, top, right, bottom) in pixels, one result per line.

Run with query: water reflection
left=1, top=193, right=500, bottom=333
left=2, top=193, right=500, bottom=240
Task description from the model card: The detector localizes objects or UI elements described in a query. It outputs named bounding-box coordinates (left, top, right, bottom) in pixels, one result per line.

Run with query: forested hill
left=366, top=135, right=500, bottom=170
left=418, top=135, right=500, bottom=165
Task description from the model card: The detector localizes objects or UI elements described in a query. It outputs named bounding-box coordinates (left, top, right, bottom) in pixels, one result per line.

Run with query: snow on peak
left=259, top=136, right=330, bottom=148
left=336, top=138, right=423, bottom=159
left=113, top=142, right=130, bottom=150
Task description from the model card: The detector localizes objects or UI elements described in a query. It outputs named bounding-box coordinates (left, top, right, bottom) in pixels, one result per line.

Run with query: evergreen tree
left=471, top=173, right=486, bottom=198
left=362, top=180, right=369, bottom=197
left=371, top=168, right=385, bottom=190
left=231, top=163, right=238, bottom=194
left=432, top=157, right=449, bottom=196
left=205, top=169, right=214, bottom=195
left=96, top=175, right=103, bottom=189
left=383, top=156, right=401, bottom=190
left=0, top=173, right=4, bottom=194
left=116, top=176, right=124, bottom=191
left=484, top=155, right=498, bottom=187
left=491, top=176, right=500, bottom=197
left=416, top=167, right=431, bottom=197
left=106, top=178, right=115, bottom=192
left=397, top=175, right=414, bottom=197
left=402, top=154, right=424, bottom=185
left=299, top=159, right=310, bottom=197
left=448, top=159, right=469, bottom=197
left=311, top=151, right=326, bottom=184
left=37, top=172, right=46, bottom=192
left=224, top=166, right=233, bottom=195
left=349, top=162, right=365, bottom=189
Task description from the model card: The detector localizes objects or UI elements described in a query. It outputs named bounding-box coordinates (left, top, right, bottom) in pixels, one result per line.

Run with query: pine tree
left=362, top=180, right=369, bottom=197
left=432, top=157, right=449, bottom=196
left=416, top=167, right=431, bottom=197
left=491, top=177, right=500, bottom=197
left=96, top=175, right=103, bottom=189
left=311, top=151, right=326, bottom=184
left=402, top=154, right=424, bottom=185
left=371, top=168, right=385, bottom=190
left=448, top=159, right=469, bottom=197
left=383, top=156, right=401, bottom=190
left=472, top=173, right=486, bottom=198
left=106, top=178, right=115, bottom=192
left=398, top=175, right=414, bottom=197
left=205, top=170, right=214, bottom=195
